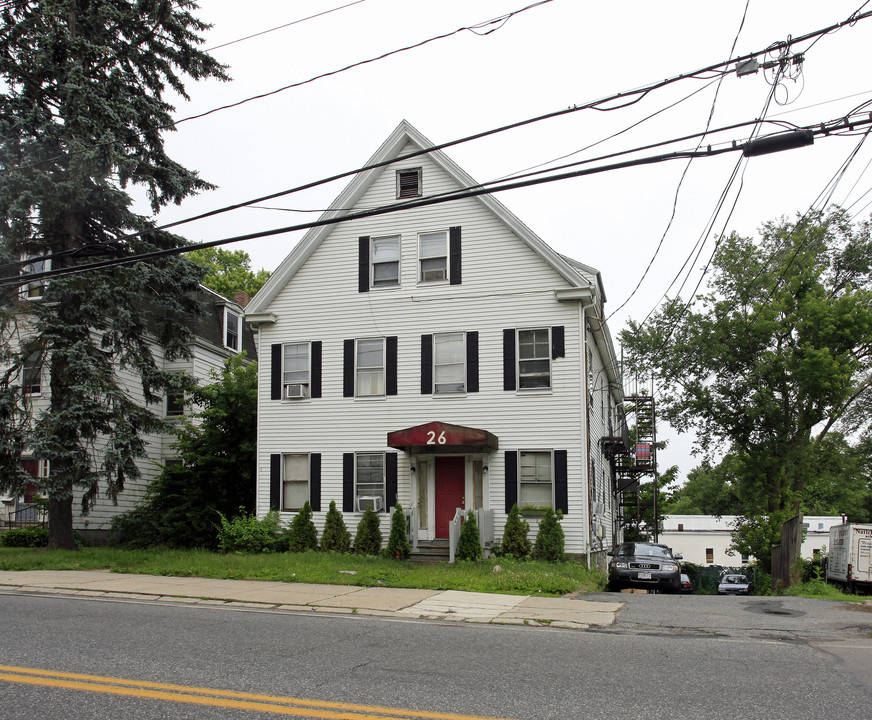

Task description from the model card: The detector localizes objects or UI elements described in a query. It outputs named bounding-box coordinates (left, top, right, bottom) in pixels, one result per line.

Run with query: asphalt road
left=1, top=589, right=871, bottom=720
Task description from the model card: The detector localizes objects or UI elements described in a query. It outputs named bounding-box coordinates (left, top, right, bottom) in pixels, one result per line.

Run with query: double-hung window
left=356, top=453, right=385, bottom=511
left=22, top=352, right=42, bottom=395
left=282, top=454, right=310, bottom=512
left=419, top=231, right=448, bottom=283
left=20, top=255, right=50, bottom=300
left=283, top=342, right=310, bottom=399
left=371, top=236, right=400, bottom=288
left=224, top=308, right=240, bottom=352
left=434, top=332, right=465, bottom=394
left=356, top=338, right=385, bottom=397
left=166, top=390, right=184, bottom=417
left=518, top=328, right=551, bottom=389
left=519, top=451, right=553, bottom=508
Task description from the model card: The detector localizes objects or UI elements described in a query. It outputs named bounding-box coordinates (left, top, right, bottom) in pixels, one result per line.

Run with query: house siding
left=252, top=133, right=622, bottom=555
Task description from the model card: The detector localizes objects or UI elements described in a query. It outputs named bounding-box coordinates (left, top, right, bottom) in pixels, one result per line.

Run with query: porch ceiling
left=387, top=421, right=499, bottom=454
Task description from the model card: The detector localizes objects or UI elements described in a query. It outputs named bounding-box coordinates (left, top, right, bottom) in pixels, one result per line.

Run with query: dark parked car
left=607, top=542, right=683, bottom=593
left=718, top=574, right=752, bottom=595
left=679, top=573, right=693, bottom=593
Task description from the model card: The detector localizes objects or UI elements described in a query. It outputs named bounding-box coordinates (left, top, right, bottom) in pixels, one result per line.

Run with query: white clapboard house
left=244, top=121, right=627, bottom=561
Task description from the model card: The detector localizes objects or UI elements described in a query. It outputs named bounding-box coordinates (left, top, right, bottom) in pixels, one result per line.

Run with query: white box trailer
left=826, top=523, right=872, bottom=593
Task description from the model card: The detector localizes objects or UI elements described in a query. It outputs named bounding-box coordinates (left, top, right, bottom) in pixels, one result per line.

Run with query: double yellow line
left=0, top=665, right=515, bottom=719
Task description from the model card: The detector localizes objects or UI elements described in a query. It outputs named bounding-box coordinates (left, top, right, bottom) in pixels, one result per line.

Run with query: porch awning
left=387, top=421, right=498, bottom=454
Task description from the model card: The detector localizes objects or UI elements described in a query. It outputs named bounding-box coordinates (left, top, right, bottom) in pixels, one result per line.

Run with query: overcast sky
left=148, top=0, right=872, bottom=482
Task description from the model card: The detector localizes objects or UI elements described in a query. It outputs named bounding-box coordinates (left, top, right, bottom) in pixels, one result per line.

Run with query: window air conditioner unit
left=422, top=269, right=446, bottom=282
left=357, top=495, right=384, bottom=513
left=593, top=502, right=605, bottom=516
left=284, top=383, right=309, bottom=399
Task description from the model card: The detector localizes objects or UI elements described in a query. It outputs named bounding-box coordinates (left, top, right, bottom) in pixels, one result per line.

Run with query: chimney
left=234, top=291, right=250, bottom=309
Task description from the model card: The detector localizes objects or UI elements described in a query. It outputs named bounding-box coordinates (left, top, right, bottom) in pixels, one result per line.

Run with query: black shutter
left=311, top=341, right=322, bottom=398
left=554, top=450, right=568, bottom=515
left=271, top=344, right=282, bottom=400
left=504, top=451, right=518, bottom=514
left=385, top=453, right=398, bottom=510
left=310, top=453, right=321, bottom=512
left=270, top=454, right=281, bottom=510
left=386, top=336, right=398, bottom=396
left=358, top=237, right=370, bottom=293
left=466, top=331, right=479, bottom=393
left=343, top=453, right=354, bottom=512
left=420, top=334, right=433, bottom=394
left=343, top=339, right=354, bottom=397
left=551, top=326, right=565, bottom=359
left=503, top=329, right=516, bottom=391
left=449, top=226, right=462, bottom=285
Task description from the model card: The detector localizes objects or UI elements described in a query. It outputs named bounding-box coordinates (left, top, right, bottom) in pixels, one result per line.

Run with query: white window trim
left=433, top=332, right=466, bottom=395
left=370, top=235, right=401, bottom=290
left=282, top=341, right=311, bottom=400
left=21, top=354, right=42, bottom=396
left=355, top=452, right=386, bottom=512
left=356, top=337, right=386, bottom=398
left=518, top=449, right=554, bottom=509
left=516, top=327, right=552, bottom=391
left=396, top=167, right=422, bottom=199
left=223, top=307, right=241, bottom=352
left=20, top=255, right=50, bottom=300
left=281, top=453, right=310, bottom=512
left=166, top=389, right=184, bottom=417
left=417, top=230, right=448, bottom=285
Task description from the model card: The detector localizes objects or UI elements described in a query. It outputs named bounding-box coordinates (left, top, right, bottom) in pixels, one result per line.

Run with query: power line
left=4, top=115, right=868, bottom=289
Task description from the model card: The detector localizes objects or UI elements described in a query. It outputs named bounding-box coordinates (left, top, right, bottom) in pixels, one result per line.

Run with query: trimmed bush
left=0, top=527, right=49, bottom=548
left=216, top=508, right=280, bottom=553
left=320, top=500, right=351, bottom=553
left=353, top=507, right=383, bottom=555
left=384, top=503, right=411, bottom=559
left=458, top=510, right=482, bottom=561
left=285, top=501, right=318, bottom=552
left=502, top=504, right=532, bottom=558
left=533, top=507, right=565, bottom=562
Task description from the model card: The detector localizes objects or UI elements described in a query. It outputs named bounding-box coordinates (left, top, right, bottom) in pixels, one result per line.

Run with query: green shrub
left=502, top=504, right=531, bottom=559
left=320, top=500, right=351, bottom=553
left=533, top=508, right=565, bottom=562
left=216, top=508, right=280, bottom=553
left=284, top=501, right=318, bottom=552
left=384, top=503, right=411, bottom=559
left=353, top=507, right=383, bottom=555
left=458, top=510, right=482, bottom=561
left=0, top=527, right=49, bottom=548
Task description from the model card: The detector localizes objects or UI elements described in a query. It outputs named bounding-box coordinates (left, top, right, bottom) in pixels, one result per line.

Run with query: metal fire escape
left=601, top=394, right=658, bottom=540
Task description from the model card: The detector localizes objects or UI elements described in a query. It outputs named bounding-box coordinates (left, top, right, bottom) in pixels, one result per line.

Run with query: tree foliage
left=622, top=209, right=872, bottom=568
left=320, top=500, right=351, bottom=553
left=0, top=2, right=227, bottom=549
left=501, top=504, right=531, bottom=558
left=187, top=247, right=270, bottom=300
left=457, top=510, right=482, bottom=561
left=532, top=508, right=565, bottom=563
left=111, top=354, right=257, bottom=549
left=285, top=501, right=318, bottom=553
left=384, top=503, right=411, bottom=559
left=353, top=508, right=382, bottom=555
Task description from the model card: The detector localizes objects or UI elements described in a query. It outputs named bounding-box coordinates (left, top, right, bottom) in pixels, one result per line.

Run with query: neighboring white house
left=244, top=120, right=629, bottom=562
left=660, top=514, right=843, bottom=565
left=3, top=286, right=256, bottom=537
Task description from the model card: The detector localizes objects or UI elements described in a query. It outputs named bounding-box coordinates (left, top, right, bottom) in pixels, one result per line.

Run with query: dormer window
left=224, top=307, right=240, bottom=351
left=396, top=168, right=422, bottom=199
left=20, top=255, right=50, bottom=300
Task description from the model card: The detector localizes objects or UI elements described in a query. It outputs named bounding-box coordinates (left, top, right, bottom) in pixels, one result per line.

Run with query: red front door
left=434, top=456, right=465, bottom=539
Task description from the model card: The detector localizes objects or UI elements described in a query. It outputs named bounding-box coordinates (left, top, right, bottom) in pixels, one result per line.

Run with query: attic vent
left=397, top=168, right=422, bottom=199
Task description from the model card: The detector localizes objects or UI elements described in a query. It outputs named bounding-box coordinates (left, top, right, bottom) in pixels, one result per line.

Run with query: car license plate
left=638, top=572, right=652, bottom=580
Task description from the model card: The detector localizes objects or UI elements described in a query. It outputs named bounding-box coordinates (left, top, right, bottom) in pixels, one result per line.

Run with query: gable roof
left=246, top=120, right=599, bottom=315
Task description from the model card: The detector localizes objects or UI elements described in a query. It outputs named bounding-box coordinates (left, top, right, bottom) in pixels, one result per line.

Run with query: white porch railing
left=448, top=508, right=464, bottom=564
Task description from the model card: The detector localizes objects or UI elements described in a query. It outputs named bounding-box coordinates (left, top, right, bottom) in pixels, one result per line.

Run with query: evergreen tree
left=285, top=501, right=318, bottom=552
left=111, top=355, right=257, bottom=549
left=384, top=503, right=411, bottom=559
left=353, top=507, right=382, bottom=555
left=320, top=500, right=351, bottom=553
left=532, top=508, right=565, bottom=563
left=0, top=2, right=228, bottom=549
left=457, top=510, right=482, bottom=561
left=501, top=504, right=532, bottom=558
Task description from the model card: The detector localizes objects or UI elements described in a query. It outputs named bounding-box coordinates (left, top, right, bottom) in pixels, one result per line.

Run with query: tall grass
left=0, top=547, right=606, bottom=596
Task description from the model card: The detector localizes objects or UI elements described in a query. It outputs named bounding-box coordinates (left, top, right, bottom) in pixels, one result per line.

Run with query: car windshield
left=615, top=543, right=673, bottom=559
left=723, top=575, right=747, bottom=584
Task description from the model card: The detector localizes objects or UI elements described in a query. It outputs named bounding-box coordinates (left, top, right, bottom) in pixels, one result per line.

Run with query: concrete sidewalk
left=0, top=570, right=621, bottom=629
